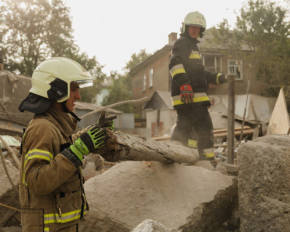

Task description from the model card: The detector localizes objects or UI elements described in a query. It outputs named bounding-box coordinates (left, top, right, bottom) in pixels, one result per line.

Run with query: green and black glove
left=69, top=125, right=107, bottom=162
left=87, top=111, right=116, bottom=131
left=97, top=111, right=117, bottom=131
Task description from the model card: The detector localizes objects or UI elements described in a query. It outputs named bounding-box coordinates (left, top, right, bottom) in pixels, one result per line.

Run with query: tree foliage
left=102, top=49, right=151, bottom=113
left=0, top=0, right=105, bottom=102
left=207, top=0, right=290, bottom=99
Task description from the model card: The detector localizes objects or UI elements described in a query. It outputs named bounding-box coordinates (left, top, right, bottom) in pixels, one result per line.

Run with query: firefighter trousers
left=171, top=105, right=214, bottom=159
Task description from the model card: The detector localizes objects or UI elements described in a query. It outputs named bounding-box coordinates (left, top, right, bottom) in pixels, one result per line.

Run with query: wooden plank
left=213, top=126, right=251, bottom=134
left=214, top=129, right=255, bottom=138
left=227, top=75, right=236, bottom=164
left=267, top=88, right=290, bottom=135
left=152, top=128, right=254, bottom=141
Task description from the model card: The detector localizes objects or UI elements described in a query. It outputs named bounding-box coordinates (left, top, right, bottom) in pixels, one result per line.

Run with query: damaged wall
left=0, top=71, right=33, bottom=126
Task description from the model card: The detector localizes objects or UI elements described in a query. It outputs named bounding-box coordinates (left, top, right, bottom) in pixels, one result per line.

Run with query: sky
left=64, top=0, right=287, bottom=76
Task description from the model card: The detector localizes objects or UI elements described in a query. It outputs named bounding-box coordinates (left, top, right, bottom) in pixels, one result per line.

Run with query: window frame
left=202, top=55, right=222, bottom=73
left=228, top=60, right=243, bottom=80
left=142, top=73, right=146, bottom=92
left=149, top=68, right=153, bottom=88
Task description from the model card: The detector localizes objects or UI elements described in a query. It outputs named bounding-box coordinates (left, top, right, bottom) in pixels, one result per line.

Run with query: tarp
left=209, top=94, right=276, bottom=123
left=0, top=135, right=21, bottom=149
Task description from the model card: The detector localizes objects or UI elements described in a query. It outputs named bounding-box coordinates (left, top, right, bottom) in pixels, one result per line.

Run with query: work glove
left=69, top=125, right=107, bottom=162
left=87, top=111, right=116, bottom=131
left=180, top=84, right=194, bottom=104
left=97, top=111, right=116, bottom=131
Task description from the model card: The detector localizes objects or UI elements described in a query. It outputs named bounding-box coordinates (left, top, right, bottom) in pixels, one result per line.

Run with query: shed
left=144, top=91, right=177, bottom=137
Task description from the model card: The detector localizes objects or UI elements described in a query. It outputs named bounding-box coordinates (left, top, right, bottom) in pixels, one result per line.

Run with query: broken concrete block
left=82, top=153, right=103, bottom=171
left=194, top=160, right=215, bottom=171
left=215, top=165, right=228, bottom=175
left=221, top=163, right=238, bottom=176
left=131, top=219, right=176, bottom=232
left=0, top=158, right=19, bottom=227
left=80, top=161, right=238, bottom=232
left=238, top=135, right=290, bottom=232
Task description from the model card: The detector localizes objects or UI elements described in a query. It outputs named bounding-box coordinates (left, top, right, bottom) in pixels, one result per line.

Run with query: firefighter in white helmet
left=18, top=57, right=115, bottom=232
left=169, top=12, right=228, bottom=166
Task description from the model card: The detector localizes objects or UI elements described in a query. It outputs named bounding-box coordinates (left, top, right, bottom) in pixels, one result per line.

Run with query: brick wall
left=132, top=51, right=171, bottom=117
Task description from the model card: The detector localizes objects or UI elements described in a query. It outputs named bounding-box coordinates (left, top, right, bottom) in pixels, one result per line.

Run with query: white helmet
left=30, top=57, right=93, bottom=102
left=19, top=57, right=93, bottom=114
left=181, top=11, right=207, bottom=35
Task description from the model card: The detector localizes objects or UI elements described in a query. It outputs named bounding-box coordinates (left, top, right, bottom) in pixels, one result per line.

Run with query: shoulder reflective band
left=170, top=64, right=186, bottom=78
left=172, top=92, right=209, bottom=106
left=24, top=149, right=53, bottom=169
left=203, top=148, right=215, bottom=158
left=189, top=51, right=200, bottom=59
left=44, top=209, right=87, bottom=224
left=216, top=73, right=222, bottom=84
left=23, top=149, right=53, bottom=184
left=188, top=139, right=197, bottom=148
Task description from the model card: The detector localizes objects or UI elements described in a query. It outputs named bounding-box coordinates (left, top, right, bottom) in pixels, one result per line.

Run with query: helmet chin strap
left=61, top=101, right=81, bottom=122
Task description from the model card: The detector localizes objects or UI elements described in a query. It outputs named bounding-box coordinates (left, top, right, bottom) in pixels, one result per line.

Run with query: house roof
left=129, top=28, right=251, bottom=74
left=129, top=45, right=172, bottom=76
left=144, top=91, right=173, bottom=110
left=74, top=101, right=122, bottom=114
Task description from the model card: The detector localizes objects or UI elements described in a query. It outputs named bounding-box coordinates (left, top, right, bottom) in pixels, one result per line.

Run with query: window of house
left=203, top=55, right=222, bottom=72
left=149, top=68, right=153, bottom=88
left=228, top=60, right=243, bottom=79
left=143, top=73, right=146, bottom=91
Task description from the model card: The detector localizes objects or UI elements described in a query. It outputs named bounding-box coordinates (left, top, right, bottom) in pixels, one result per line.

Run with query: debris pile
left=0, top=155, right=20, bottom=228
left=80, top=161, right=238, bottom=232
left=238, top=135, right=290, bottom=232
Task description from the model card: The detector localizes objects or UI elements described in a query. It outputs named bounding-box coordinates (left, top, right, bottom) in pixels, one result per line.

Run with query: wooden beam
left=214, top=129, right=254, bottom=138
left=99, top=131, right=199, bottom=164
left=227, top=75, right=236, bottom=164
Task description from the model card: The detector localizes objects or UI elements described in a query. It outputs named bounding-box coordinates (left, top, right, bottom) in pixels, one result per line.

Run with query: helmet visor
left=72, top=79, right=93, bottom=88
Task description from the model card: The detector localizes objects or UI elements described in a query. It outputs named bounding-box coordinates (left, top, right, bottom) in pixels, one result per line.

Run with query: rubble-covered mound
left=0, top=158, right=20, bottom=227
left=81, top=161, right=238, bottom=232
left=238, top=135, right=290, bottom=232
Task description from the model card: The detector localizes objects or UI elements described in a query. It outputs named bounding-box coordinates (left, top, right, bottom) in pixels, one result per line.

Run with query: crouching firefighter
left=18, top=57, right=115, bottom=232
left=169, top=11, right=228, bottom=166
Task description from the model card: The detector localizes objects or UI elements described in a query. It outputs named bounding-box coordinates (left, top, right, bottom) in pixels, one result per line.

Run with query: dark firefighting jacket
left=169, top=34, right=227, bottom=109
left=19, top=106, right=87, bottom=232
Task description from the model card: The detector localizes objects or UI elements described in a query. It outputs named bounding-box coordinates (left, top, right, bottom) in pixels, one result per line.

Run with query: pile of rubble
left=0, top=134, right=289, bottom=232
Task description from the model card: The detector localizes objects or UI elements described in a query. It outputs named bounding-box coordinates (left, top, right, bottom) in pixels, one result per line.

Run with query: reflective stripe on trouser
left=23, top=149, right=53, bottom=185
left=44, top=209, right=86, bottom=224
left=188, top=139, right=197, bottom=148
left=172, top=93, right=209, bottom=106
left=170, top=64, right=186, bottom=78
left=203, top=148, right=214, bottom=158
left=44, top=227, right=49, bottom=232
left=171, top=106, right=214, bottom=157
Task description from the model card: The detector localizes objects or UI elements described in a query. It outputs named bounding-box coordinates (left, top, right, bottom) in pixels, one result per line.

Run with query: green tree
left=0, top=0, right=105, bottom=102
left=206, top=0, right=290, bottom=99
left=102, top=49, right=151, bottom=113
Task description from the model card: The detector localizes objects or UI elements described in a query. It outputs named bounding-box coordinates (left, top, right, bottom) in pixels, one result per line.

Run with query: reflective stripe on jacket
left=169, top=34, right=226, bottom=109
left=19, top=106, right=87, bottom=232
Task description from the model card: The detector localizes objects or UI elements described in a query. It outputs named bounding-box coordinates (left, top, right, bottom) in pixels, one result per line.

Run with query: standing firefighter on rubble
left=18, top=57, right=115, bottom=232
left=169, top=11, right=228, bottom=165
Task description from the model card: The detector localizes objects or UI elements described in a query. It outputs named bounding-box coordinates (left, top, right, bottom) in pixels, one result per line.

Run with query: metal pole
left=227, top=75, right=236, bottom=164
left=239, top=77, right=251, bottom=143
left=155, top=108, right=161, bottom=137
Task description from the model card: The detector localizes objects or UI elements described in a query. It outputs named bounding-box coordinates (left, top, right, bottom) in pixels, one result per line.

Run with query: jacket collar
left=180, top=34, right=200, bottom=44
left=35, top=106, right=77, bottom=137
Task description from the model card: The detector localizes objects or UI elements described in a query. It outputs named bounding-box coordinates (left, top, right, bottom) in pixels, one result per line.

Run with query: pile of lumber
left=152, top=126, right=254, bottom=142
